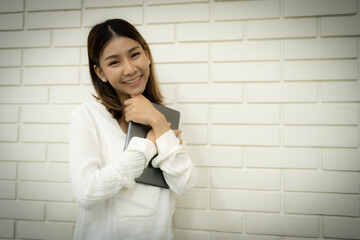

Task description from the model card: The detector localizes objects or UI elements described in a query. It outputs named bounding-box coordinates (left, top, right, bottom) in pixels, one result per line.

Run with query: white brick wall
left=0, top=0, right=359, bottom=239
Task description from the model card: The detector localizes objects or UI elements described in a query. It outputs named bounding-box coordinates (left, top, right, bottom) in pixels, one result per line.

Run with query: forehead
left=101, top=36, right=141, bottom=58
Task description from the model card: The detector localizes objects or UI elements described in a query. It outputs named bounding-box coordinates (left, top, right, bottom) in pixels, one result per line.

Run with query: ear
left=94, top=64, right=107, bottom=82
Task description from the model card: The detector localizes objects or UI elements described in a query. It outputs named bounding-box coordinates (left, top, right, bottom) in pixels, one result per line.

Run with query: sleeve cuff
left=152, top=130, right=180, bottom=167
left=127, top=137, right=157, bottom=163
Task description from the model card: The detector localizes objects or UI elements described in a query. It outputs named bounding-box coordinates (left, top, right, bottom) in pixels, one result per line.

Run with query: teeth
left=124, top=76, right=140, bottom=84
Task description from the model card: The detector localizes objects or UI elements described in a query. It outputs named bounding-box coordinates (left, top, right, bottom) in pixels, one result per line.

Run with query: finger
left=173, top=129, right=182, bottom=136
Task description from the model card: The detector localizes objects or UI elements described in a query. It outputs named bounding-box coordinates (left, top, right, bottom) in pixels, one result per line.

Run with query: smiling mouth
left=122, top=75, right=141, bottom=85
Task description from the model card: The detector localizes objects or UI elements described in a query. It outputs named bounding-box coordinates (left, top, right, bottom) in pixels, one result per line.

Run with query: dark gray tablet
left=124, top=102, right=180, bottom=188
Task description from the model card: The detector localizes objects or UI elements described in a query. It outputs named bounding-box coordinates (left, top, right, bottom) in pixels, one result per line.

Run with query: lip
left=122, top=75, right=142, bottom=87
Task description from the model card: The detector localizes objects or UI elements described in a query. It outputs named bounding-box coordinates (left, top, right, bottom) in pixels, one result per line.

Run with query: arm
left=152, top=130, right=197, bottom=196
left=69, top=113, right=157, bottom=210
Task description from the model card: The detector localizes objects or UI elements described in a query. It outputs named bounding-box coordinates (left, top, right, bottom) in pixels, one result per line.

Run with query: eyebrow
left=104, top=46, right=141, bottom=61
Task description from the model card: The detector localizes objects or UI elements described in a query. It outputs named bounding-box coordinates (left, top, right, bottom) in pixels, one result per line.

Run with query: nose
left=123, top=59, right=136, bottom=76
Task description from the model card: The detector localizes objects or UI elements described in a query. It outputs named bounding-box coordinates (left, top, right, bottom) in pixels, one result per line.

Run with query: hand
left=146, top=129, right=156, bottom=146
left=124, top=94, right=170, bottom=139
left=123, top=94, right=159, bottom=126
left=173, top=129, right=183, bottom=145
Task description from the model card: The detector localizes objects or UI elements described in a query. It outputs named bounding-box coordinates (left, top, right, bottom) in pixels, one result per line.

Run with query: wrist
left=151, top=113, right=170, bottom=139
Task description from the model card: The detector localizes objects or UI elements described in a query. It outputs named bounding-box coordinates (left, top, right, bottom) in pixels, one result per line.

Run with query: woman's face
left=95, top=36, right=150, bottom=102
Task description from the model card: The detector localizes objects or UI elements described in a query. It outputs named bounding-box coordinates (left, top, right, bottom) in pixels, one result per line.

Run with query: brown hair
left=87, top=19, right=163, bottom=119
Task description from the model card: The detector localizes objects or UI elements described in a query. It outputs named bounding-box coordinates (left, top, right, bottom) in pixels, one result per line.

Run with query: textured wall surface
left=0, top=0, right=359, bottom=239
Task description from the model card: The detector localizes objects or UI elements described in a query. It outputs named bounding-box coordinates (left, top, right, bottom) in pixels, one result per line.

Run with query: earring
left=148, top=61, right=151, bottom=65
left=101, top=78, right=106, bottom=82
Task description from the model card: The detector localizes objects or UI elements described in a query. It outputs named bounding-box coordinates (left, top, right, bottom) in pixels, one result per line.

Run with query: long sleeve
left=69, top=113, right=157, bottom=210
left=152, top=130, right=197, bottom=196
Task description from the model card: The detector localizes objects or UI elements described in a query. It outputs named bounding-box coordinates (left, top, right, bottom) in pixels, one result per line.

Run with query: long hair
left=87, top=19, right=163, bottom=119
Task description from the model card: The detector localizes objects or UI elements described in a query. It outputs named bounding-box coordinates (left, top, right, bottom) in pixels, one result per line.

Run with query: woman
left=69, top=19, right=197, bottom=240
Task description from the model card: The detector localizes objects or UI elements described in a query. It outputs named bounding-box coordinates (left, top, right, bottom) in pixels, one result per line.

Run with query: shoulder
left=71, top=100, right=110, bottom=122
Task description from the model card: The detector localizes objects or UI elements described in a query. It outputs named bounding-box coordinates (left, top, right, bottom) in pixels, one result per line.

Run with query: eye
left=109, top=60, right=119, bottom=66
left=131, top=52, right=141, bottom=58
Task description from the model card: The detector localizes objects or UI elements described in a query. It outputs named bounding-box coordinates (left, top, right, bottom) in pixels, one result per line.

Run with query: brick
left=137, top=24, right=175, bottom=44
left=18, top=182, right=73, bottom=201
left=52, top=29, right=89, bottom=47
left=0, top=50, right=21, bottom=66
left=196, top=167, right=207, bottom=188
left=246, top=213, right=319, bottom=237
left=156, top=63, right=208, bottom=83
left=0, top=163, right=16, bottom=180
left=322, top=80, right=360, bottom=102
left=212, top=125, right=280, bottom=146
left=0, top=105, right=19, bottom=123
left=23, top=48, right=79, bottom=66
left=50, top=86, right=94, bottom=104
left=17, top=221, right=73, bottom=240
left=181, top=125, right=207, bottom=145
left=26, top=0, right=81, bottom=11
left=213, top=0, right=280, bottom=21
left=248, top=18, right=317, bottom=39
left=174, top=104, right=208, bottom=124
left=175, top=189, right=207, bottom=209
left=322, top=14, right=360, bottom=37
left=46, top=202, right=78, bottom=221
left=25, top=11, right=81, bottom=29
left=212, top=190, right=280, bottom=212
left=0, top=0, right=23, bottom=12
left=149, top=0, right=208, bottom=4
left=174, top=229, right=207, bottom=240
left=47, top=144, right=69, bottom=162
left=19, top=163, right=69, bottom=182
left=160, top=84, right=175, bottom=104
left=0, top=68, right=21, bottom=85
left=23, top=67, right=79, bottom=85
left=323, top=217, right=360, bottom=239
left=174, top=209, right=242, bottom=233
left=21, top=124, right=69, bottom=143
left=212, top=104, right=279, bottom=124
left=0, top=87, right=48, bottom=104
left=22, top=105, right=75, bottom=123
left=323, top=149, right=360, bottom=171
left=284, top=126, right=358, bottom=148
left=0, top=181, right=15, bottom=199
left=284, top=60, right=358, bottom=81
left=212, top=41, right=280, bottom=62
left=0, top=143, right=46, bottom=161
left=0, top=200, right=44, bottom=220
left=284, top=38, right=357, bottom=60
left=284, top=104, right=358, bottom=125
left=187, top=146, right=243, bottom=167
left=177, top=22, right=243, bottom=42
left=80, top=66, right=92, bottom=85
left=212, top=62, right=280, bottom=82
left=80, top=47, right=89, bottom=65
left=285, top=192, right=359, bottom=216
left=84, top=0, right=142, bottom=7
left=151, top=43, right=208, bottom=63
left=0, top=13, right=22, bottom=30
left=177, top=84, right=243, bottom=103
left=284, top=0, right=356, bottom=17
left=0, top=124, right=17, bottom=142
left=210, top=232, right=281, bottom=240
left=0, top=219, right=14, bottom=238
left=83, top=7, right=142, bottom=27
left=285, top=170, right=360, bottom=193
left=247, top=83, right=317, bottom=103
left=211, top=169, right=280, bottom=190
left=0, top=30, right=50, bottom=48
left=247, top=148, right=318, bottom=169
left=146, top=4, right=209, bottom=23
